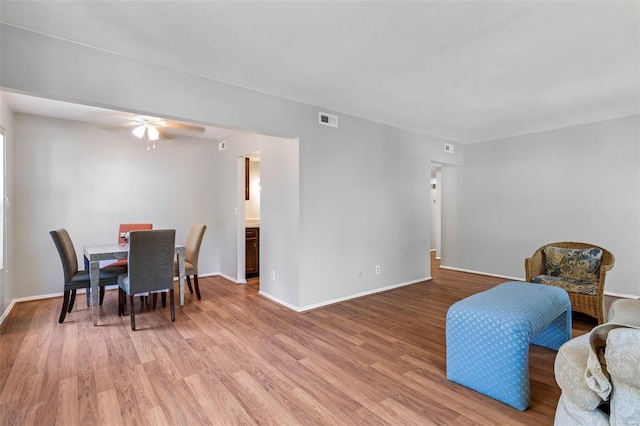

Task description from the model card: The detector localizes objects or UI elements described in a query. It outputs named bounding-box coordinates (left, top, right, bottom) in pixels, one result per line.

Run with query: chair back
left=547, top=241, right=613, bottom=263
left=127, top=229, right=175, bottom=294
left=118, top=223, right=153, bottom=244
left=185, top=224, right=207, bottom=268
left=49, top=229, right=79, bottom=283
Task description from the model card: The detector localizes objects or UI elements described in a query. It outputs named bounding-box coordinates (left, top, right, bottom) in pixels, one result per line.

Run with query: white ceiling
left=1, top=1, right=638, bottom=143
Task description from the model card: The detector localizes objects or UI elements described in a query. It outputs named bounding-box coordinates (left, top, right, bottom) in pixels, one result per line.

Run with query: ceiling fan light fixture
left=132, top=125, right=146, bottom=139
left=147, top=125, right=160, bottom=141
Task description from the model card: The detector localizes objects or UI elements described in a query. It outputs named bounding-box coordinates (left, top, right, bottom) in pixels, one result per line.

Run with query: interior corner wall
left=1, top=24, right=464, bottom=310
left=298, top=123, right=459, bottom=309
left=441, top=115, right=640, bottom=297
left=0, top=94, right=15, bottom=318
left=216, top=132, right=300, bottom=308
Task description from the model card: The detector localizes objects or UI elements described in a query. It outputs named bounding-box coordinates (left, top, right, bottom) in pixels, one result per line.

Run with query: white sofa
left=554, top=298, right=640, bottom=425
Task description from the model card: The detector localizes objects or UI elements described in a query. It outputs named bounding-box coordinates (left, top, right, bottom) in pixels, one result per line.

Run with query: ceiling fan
left=128, top=115, right=206, bottom=150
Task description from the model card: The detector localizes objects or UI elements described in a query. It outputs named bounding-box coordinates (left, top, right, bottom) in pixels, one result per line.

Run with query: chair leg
left=129, top=295, right=136, bottom=331
left=68, top=289, right=77, bottom=313
left=170, top=289, right=175, bottom=322
left=99, top=287, right=105, bottom=306
left=152, top=292, right=167, bottom=308
left=59, top=290, right=71, bottom=323
left=186, top=275, right=194, bottom=294
left=118, top=289, right=125, bottom=316
left=194, top=275, right=201, bottom=300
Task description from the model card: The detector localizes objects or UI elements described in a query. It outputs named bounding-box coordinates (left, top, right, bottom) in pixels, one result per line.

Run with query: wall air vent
left=444, top=143, right=455, bottom=154
left=319, top=112, right=338, bottom=128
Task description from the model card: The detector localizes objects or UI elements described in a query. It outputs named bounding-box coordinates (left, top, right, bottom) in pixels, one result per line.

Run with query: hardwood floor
left=1, top=254, right=609, bottom=425
left=246, top=277, right=260, bottom=290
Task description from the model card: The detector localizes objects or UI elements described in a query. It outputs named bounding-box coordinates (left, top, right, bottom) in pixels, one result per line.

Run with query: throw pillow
left=544, top=246, right=603, bottom=283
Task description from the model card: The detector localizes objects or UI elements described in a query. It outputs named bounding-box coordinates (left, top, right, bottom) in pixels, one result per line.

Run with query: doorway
left=242, top=151, right=261, bottom=289
left=430, top=163, right=442, bottom=260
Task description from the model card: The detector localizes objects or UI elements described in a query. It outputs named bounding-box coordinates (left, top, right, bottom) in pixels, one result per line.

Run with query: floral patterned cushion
left=543, top=246, right=603, bottom=283
left=531, top=275, right=598, bottom=295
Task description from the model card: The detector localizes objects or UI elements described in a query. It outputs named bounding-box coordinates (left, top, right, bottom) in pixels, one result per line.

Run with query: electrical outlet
left=271, top=271, right=276, bottom=280
left=375, top=265, right=381, bottom=275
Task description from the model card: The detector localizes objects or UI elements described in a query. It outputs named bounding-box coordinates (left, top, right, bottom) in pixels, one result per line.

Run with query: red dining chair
left=105, top=223, right=153, bottom=269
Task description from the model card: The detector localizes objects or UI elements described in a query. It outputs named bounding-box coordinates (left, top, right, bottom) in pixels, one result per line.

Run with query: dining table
left=83, top=243, right=186, bottom=326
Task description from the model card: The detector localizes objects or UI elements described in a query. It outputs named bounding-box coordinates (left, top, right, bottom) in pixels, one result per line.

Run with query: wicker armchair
left=525, top=242, right=615, bottom=324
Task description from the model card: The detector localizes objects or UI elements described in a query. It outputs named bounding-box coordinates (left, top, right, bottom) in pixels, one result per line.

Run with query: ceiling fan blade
left=99, top=124, right=129, bottom=132
left=158, top=128, right=178, bottom=140
left=164, top=120, right=206, bottom=133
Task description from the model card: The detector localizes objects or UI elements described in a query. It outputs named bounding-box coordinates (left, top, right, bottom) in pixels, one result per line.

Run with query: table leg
left=89, top=259, right=100, bottom=326
left=178, top=253, right=186, bottom=306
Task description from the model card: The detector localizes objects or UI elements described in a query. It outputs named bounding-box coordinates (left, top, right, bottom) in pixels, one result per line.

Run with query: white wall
left=430, top=177, right=437, bottom=250
left=0, top=94, right=15, bottom=318
left=216, top=132, right=300, bottom=308
left=298, top=122, right=452, bottom=309
left=1, top=24, right=463, bottom=311
left=12, top=113, right=220, bottom=299
left=435, top=169, right=442, bottom=258
left=441, top=115, right=640, bottom=297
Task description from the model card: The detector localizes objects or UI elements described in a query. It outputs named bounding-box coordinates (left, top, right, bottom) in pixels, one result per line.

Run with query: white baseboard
left=604, top=291, right=639, bottom=300
left=438, top=265, right=639, bottom=300
left=215, top=272, right=243, bottom=284
left=439, top=265, right=523, bottom=282
left=257, top=291, right=302, bottom=312
left=7, top=291, right=66, bottom=302
left=0, top=291, right=65, bottom=327
left=1, top=275, right=434, bottom=323
left=5, top=270, right=632, bottom=327
left=259, top=277, right=432, bottom=313
left=0, top=299, right=16, bottom=326
left=0, top=273, right=225, bottom=326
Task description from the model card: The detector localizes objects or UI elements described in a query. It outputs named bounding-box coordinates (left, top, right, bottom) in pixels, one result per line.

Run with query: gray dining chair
left=117, top=229, right=176, bottom=330
left=50, top=228, right=126, bottom=323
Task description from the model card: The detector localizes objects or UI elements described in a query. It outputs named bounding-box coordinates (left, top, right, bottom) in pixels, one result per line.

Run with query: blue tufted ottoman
left=446, top=281, right=571, bottom=410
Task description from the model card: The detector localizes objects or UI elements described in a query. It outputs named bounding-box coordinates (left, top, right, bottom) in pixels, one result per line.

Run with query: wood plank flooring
left=1, top=255, right=609, bottom=425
